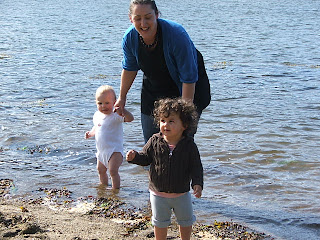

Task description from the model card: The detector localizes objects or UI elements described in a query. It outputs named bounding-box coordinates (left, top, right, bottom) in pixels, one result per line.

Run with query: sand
left=0, top=179, right=272, bottom=240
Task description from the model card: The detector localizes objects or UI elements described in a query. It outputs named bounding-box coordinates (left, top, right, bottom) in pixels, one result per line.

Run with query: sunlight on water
left=1, top=0, right=320, bottom=239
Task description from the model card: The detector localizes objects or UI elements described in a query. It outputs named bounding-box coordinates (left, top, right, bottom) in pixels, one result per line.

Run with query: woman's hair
left=95, top=85, right=116, bottom=100
left=153, top=98, right=198, bottom=135
left=129, top=0, right=159, bottom=15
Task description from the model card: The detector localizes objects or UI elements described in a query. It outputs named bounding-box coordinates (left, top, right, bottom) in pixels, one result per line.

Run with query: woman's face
left=129, top=4, right=158, bottom=43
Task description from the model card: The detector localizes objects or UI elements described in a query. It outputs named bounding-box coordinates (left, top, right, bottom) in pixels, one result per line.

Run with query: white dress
left=93, top=111, right=124, bottom=167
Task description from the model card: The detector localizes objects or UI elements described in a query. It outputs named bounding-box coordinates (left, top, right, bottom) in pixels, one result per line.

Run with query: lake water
left=1, top=0, right=320, bottom=239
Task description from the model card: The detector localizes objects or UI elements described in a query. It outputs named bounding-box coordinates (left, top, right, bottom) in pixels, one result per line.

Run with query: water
left=1, top=0, right=320, bottom=239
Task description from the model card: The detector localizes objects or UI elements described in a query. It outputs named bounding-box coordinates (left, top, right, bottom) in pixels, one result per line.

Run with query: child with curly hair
left=126, top=97, right=203, bottom=240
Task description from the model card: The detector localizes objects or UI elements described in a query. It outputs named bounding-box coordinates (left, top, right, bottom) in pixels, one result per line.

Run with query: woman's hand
left=114, top=98, right=126, bottom=116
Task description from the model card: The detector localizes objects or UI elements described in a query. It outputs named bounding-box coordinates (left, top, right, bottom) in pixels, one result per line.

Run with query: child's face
left=96, top=91, right=116, bottom=115
left=160, top=112, right=186, bottom=140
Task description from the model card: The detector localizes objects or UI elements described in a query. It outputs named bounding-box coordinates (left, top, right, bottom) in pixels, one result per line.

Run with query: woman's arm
left=159, top=20, right=198, bottom=99
left=114, top=69, right=137, bottom=116
left=182, top=82, right=196, bottom=101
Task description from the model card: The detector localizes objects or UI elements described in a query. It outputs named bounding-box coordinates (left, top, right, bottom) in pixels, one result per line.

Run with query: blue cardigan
left=121, top=18, right=198, bottom=94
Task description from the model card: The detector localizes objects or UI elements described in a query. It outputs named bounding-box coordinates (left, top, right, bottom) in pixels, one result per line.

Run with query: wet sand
left=1, top=179, right=273, bottom=239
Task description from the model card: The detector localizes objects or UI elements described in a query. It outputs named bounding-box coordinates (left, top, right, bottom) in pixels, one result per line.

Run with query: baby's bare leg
left=108, top=152, right=123, bottom=189
left=97, top=160, right=108, bottom=186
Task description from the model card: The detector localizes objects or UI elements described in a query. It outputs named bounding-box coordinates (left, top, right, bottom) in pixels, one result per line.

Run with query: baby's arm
left=126, top=150, right=136, bottom=162
left=192, top=185, right=202, bottom=198
left=123, top=108, right=134, bottom=122
left=85, top=126, right=96, bottom=139
left=115, top=107, right=134, bottom=122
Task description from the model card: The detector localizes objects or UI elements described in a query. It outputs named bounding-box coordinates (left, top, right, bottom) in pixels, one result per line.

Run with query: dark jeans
left=141, top=113, right=159, bottom=143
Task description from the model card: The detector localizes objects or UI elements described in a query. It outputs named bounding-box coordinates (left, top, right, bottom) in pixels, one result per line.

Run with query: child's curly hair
left=153, top=98, right=199, bottom=135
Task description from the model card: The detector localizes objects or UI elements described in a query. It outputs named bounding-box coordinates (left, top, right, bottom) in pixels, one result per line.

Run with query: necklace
left=139, top=30, right=158, bottom=49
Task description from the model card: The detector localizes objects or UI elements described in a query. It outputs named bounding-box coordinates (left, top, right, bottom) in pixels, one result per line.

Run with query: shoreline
left=1, top=179, right=273, bottom=239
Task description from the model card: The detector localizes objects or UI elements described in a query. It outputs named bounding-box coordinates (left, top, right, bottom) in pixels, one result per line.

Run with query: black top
left=138, top=25, right=180, bottom=115
left=129, top=133, right=204, bottom=193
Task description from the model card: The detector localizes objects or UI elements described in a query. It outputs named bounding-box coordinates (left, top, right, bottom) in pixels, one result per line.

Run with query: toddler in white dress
left=85, top=85, right=134, bottom=190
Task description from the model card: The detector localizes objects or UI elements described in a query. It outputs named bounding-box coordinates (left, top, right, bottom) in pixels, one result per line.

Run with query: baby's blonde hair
left=95, top=85, right=116, bottom=100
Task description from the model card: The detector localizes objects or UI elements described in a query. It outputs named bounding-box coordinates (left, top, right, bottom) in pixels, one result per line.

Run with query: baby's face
left=96, top=91, right=116, bottom=115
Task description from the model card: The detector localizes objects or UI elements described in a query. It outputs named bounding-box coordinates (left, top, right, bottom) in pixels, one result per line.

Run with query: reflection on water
left=1, top=0, right=320, bottom=239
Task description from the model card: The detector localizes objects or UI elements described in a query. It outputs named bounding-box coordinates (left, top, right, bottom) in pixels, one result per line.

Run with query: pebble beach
left=1, top=179, right=273, bottom=240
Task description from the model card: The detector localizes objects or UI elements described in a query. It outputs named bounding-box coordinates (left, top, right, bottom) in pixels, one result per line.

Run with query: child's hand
left=192, top=185, right=202, bottom=198
left=85, top=131, right=92, bottom=139
left=126, top=150, right=136, bottom=162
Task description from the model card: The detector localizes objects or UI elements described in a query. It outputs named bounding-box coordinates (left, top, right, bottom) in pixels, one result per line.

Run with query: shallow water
left=1, top=0, right=320, bottom=239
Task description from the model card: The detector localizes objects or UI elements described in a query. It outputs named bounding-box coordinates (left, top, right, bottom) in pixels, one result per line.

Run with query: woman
left=114, top=0, right=210, bottom=142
